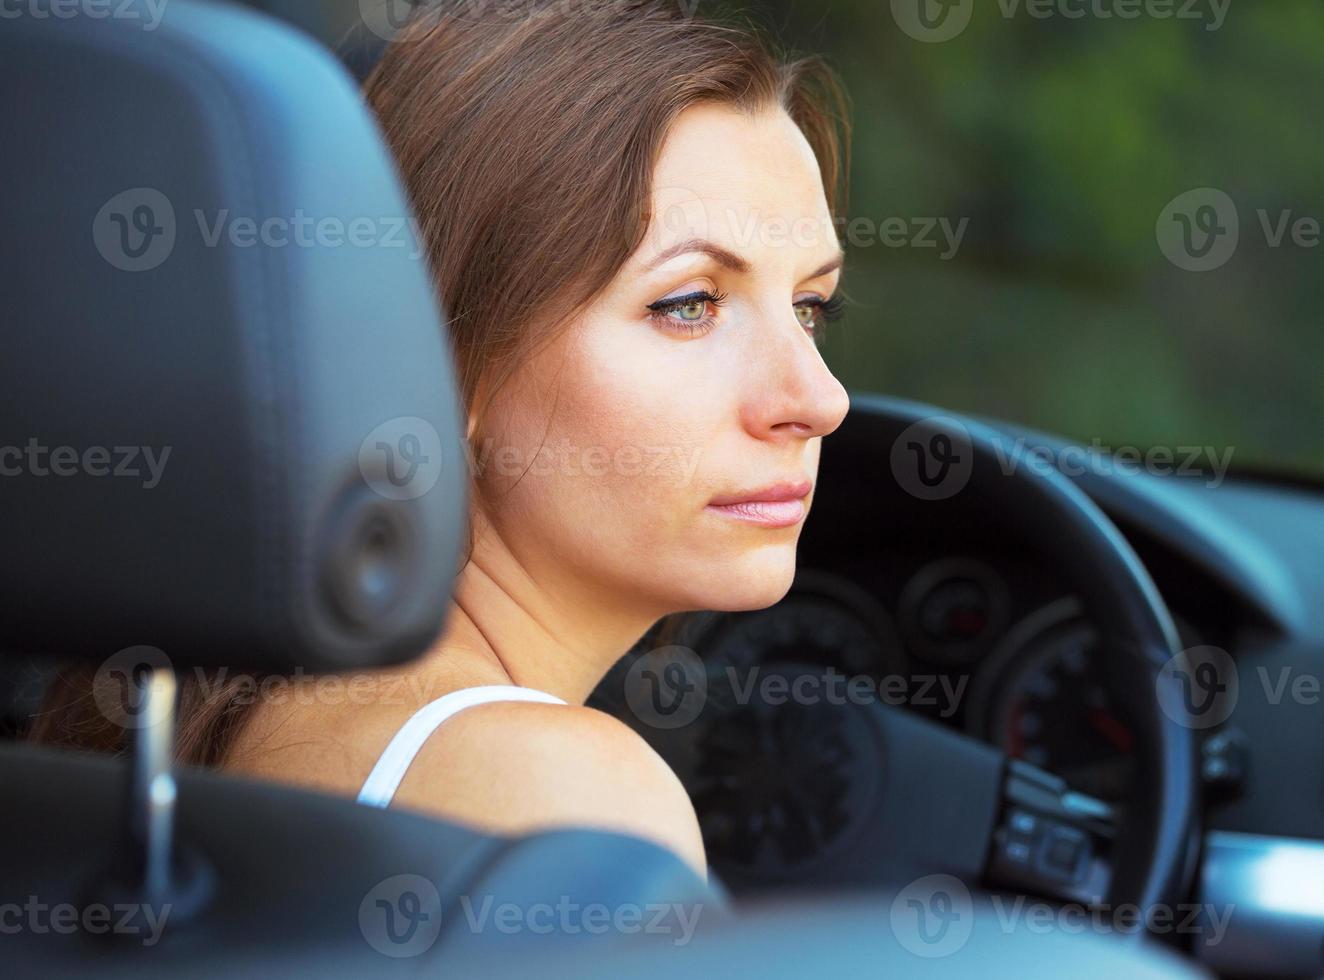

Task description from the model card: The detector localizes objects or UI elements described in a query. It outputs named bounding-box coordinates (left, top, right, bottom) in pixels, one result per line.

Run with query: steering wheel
left=780, top=395, right=1201, bottom=925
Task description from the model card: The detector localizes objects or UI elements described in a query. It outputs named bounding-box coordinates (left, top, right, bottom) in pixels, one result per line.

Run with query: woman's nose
left=740, top=311, right=851, bottom=441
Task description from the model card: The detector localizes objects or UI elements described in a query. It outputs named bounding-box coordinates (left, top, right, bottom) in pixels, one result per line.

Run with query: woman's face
left=475, top=103, right=851, bottom=620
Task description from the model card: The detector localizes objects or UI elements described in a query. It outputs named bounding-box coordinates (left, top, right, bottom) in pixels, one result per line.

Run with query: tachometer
left=622, top=569, right=904, bottom=885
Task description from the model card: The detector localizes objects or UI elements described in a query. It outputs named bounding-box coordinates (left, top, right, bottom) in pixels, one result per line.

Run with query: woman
left=36, top=0, right=852, bottom=882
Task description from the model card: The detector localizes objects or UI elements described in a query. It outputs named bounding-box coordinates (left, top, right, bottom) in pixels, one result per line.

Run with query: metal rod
left=124, top=664, right=178, bottom=902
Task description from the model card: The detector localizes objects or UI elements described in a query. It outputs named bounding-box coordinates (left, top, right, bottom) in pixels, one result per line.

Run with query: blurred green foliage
left=740, top=0, right=1323, bottom=474
left=297, top=0, right=1322, bottom=473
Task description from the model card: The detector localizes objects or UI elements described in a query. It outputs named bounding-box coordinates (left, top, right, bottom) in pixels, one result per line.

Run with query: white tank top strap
left=356, top=684, right=567, bottom=809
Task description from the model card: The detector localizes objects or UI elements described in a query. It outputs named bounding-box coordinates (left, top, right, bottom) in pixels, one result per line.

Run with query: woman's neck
left=410, top=511, right=667, bottom=705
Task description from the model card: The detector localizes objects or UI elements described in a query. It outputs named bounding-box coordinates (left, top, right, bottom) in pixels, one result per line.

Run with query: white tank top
left=356, top=684, right=567, bottom=808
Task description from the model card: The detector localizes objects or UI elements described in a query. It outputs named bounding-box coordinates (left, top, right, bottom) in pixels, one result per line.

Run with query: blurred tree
left=731, top=0, right=1324, bottom=474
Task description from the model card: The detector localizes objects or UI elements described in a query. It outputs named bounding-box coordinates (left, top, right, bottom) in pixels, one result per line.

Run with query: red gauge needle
left=1007, top=701, right=1025, bottom=758
left=1087, top=708, right=1134, bottom=753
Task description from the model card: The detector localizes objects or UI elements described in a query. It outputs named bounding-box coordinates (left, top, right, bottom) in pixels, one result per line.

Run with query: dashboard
left=592, top=412, right=1324, bottom=893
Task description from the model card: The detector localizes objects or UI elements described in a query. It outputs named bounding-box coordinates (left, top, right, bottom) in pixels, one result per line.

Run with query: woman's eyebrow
left=646, top=239, right=751, bottom=274
left=645, top=239, right=847, bottom=280
left=808, top=251, right=846, bottom=279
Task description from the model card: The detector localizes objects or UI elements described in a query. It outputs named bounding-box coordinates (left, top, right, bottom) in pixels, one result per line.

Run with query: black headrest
left=0, top=0, right=468, bottom=673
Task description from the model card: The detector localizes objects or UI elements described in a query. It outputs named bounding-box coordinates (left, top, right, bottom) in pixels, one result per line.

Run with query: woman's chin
left=687, top=554, right=798, bottom=612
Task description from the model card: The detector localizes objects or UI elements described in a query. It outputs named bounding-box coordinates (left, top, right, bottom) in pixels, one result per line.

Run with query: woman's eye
left=674, top=298, right=708, bottom=322
left=647, top=289, right=728, bottom=337
left=793, top=293, right=847, bottom=345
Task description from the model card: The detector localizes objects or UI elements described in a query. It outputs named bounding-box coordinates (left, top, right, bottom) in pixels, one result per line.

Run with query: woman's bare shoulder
left=390, top=700, right=708, bottom=879
left=221, top=679, right=707, bottom=880
left=219, top=664, right=502, bottom=789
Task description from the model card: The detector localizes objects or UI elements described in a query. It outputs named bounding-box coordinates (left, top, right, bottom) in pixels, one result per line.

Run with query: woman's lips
left=705, top=480, right=812, bottom=528
left=705, top=498, right=807, bottom=528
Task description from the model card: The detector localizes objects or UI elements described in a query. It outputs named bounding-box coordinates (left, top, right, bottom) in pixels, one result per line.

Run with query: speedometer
left=967, top=597, right=1202, bottom=803
left=967, top=598, right=1136, bottom=801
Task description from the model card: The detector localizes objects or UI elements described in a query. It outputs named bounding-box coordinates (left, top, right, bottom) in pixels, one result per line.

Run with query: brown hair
left=27, top=0, right=851, bottom=765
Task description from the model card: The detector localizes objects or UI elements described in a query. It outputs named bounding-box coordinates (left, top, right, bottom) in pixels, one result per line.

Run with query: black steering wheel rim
left=821, top=394, right=1201, bottom=917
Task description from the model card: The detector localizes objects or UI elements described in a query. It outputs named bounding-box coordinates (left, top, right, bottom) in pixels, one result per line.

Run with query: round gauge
left=970, top=601, right=1135, bottom=801
left=647, top=570, right=902, bottom=884
left=701, top=568, right=904, bottom=680
left=898, top=558, right=1009, bottom=666
left=967, top=599, right=1202, bottom=803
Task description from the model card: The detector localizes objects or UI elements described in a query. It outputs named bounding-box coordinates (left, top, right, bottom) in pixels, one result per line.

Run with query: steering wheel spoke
left=984, top=758, right=1115, bottom=906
